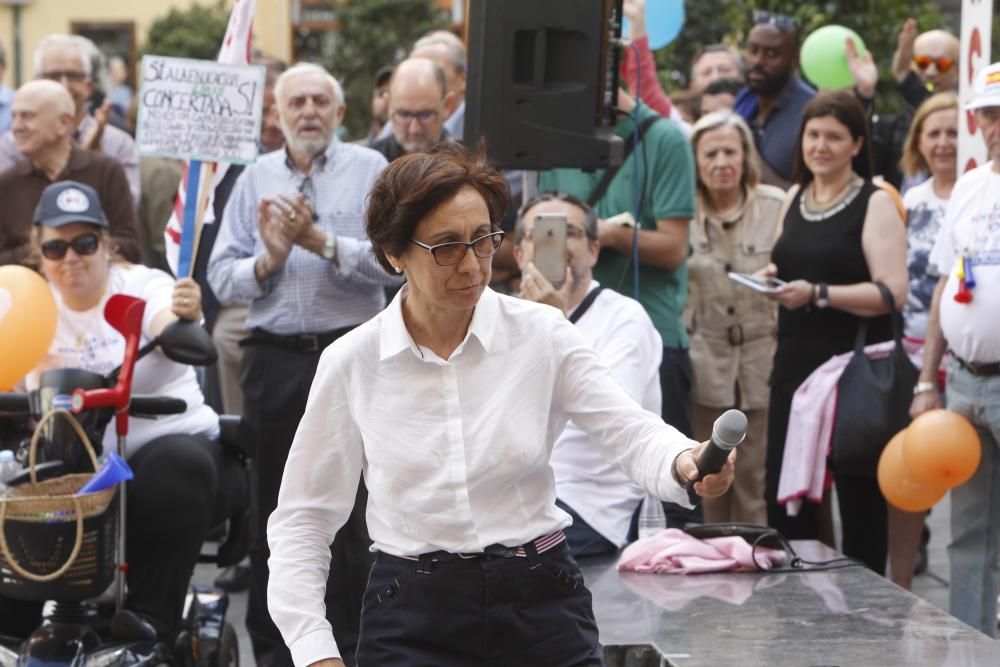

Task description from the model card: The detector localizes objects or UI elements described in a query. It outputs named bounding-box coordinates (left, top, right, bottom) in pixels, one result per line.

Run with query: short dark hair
left=365, top=142, right=510, bottom=274
left=515, top=191, right=598, bottom=243
left=703, top=76, right=744, bottom=98
left=793, top=91, right=874, bottom=186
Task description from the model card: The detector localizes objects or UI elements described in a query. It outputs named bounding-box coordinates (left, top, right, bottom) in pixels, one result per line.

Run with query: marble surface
left=583, top=541, right=1000, bottom=667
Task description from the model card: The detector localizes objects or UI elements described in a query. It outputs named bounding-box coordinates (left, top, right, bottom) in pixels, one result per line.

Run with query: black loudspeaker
left=464, top=0, right=625, bottom=171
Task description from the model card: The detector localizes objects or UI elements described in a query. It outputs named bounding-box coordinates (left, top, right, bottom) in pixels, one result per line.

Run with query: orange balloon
left=0, top=266, right=57, bottom=390
left=903, top=410, right=982, bottom=489
left=878, top=429, right=947, bottom=512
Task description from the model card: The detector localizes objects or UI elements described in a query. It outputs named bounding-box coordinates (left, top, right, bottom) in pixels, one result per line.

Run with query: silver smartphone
left=532, top=214, right=568, bottom=288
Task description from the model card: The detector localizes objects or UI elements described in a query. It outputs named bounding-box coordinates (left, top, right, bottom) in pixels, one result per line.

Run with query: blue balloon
left=622, top=0, right=686, bottom=50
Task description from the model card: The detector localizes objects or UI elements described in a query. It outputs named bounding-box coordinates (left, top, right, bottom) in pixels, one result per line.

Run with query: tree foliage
left=142, top=0, right=231, bottom=61
left=651, top=0, right=947, bottom=114
left=327, top=0, right=450, bottom=139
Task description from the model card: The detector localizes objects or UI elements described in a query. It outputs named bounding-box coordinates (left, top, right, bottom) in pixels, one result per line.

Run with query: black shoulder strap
left=569, top=287, right=605, bottom=325
left=587, top=115, right=660, bottom=207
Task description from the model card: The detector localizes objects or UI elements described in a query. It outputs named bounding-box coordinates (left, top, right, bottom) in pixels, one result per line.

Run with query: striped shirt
left=0, top=114, right=141, bottom=203
left=208, top=139, right=398, bottom=334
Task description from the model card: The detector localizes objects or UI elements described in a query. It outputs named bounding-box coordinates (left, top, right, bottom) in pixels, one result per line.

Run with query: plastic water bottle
left=0, top=450, right=22, bottom=492
left=637, top=491, right=667, bottom=539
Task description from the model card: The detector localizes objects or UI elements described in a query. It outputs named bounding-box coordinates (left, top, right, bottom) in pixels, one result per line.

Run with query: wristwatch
left=322, top=232, right=337, bottom=261
left=913, top=381, right=937, bottom=396
left=815, top=282, right=829, bottom=308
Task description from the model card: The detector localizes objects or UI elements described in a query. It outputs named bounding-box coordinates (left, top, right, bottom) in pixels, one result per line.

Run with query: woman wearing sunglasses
left=0, top=180, right=229, bottom=641
left=265, top=143, right=734, bottom=667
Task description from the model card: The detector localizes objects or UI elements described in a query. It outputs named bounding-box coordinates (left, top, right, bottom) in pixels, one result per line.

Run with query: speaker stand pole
left=522, top=170, right=539, bottom=203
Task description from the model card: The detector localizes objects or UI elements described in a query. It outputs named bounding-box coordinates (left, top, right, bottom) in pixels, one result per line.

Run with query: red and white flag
left=164, top=0, right=256, bottom=276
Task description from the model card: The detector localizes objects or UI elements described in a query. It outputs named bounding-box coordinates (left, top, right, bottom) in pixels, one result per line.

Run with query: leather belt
left=401, top=531, right=567, bottom=567
left=951, top=352, right=1000, bottom=377
left=239, top=326, right=354, bottom=353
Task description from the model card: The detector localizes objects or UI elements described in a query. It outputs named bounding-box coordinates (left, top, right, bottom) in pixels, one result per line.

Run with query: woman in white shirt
left=0, top=181, right=226, bottom=640
left=266, top=144, right=735, bottom=667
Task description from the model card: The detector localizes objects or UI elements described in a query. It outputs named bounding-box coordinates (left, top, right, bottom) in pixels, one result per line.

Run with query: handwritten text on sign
left=137, top=56, right=265, bottom=164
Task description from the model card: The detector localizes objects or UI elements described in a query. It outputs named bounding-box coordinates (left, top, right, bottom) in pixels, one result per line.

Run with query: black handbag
left=830, top=282, right=918, bottom=476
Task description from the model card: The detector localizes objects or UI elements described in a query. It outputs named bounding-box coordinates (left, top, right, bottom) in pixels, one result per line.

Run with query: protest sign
left=136, top=55, right=265, bottom=164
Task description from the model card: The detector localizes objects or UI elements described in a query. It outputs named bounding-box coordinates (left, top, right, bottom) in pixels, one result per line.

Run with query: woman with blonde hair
left=892, top=92, right=959, bottom=589
left=687, top=110, right=785, bottom=524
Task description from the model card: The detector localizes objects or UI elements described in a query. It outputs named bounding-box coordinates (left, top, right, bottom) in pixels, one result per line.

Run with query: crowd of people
left=0, top=3, right=999, bottom=666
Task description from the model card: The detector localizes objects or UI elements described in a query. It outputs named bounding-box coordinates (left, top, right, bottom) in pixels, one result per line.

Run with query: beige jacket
left=686, top=184, right=785, bottom=409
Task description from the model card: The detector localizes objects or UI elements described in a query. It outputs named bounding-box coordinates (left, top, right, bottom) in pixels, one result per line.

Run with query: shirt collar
left=379, top=285, right=499, bottom=362
left=17, top=144, right=88, bottom=178
left=565, top=280, right=601, bottom=319
left=283, top=138, right=339, bottom=175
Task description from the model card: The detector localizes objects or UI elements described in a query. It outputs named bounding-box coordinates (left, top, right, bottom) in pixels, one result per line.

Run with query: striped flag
left=164, top=0, right=257, bottom=277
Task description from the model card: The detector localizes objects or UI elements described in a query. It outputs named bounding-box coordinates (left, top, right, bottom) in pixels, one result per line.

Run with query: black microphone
left=686, top=409, right=747, bottom=505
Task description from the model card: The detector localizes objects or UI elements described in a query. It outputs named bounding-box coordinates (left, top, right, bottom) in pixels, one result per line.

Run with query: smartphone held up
left=531, top=213, right=568, bottom=288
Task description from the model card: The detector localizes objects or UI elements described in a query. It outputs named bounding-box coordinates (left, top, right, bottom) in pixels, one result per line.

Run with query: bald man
left=0, top=80, right=139, bottom=266
left=368, top=58, right=458, bottom=162
left=410, top=32, right=467, bottom=138
left=872, top=21, right=962, bottom=189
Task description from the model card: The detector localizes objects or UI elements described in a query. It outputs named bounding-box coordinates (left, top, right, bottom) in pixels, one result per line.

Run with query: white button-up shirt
left=267, top=286, right=697, bottom=665
left=552, top=282, right=664, bottom=547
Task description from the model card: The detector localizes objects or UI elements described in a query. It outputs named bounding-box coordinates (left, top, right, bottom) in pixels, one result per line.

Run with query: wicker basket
left=0, top=409, right=118, bottom=602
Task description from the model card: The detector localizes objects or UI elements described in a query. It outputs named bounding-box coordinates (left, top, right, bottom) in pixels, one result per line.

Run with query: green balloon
left=800, top=25, right=867, bottom=90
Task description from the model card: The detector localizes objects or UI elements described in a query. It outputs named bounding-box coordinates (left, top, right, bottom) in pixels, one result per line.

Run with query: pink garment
left=621, top=35, right=673, bottom=118
left=617, top=528, right=785, bottom=574
left=777, top=340, right=899, bottom=515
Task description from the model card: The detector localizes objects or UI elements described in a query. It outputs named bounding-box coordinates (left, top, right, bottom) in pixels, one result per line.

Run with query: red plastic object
left=71, top=295, right=146, bottom=437
left=954, top=281, right=973, bottom=304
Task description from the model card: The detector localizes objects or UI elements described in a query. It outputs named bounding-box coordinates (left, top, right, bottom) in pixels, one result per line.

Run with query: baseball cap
left=32, top=181, right=108, bottom=228
left=967, top=62, right=1000, bottom=111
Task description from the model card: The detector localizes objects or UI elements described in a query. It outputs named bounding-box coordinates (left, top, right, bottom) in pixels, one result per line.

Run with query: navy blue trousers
left=355, top=542, right=604, bottom=667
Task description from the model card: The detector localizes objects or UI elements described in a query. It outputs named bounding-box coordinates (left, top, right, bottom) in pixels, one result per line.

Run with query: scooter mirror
left=155, top=320, right=218, bottom=366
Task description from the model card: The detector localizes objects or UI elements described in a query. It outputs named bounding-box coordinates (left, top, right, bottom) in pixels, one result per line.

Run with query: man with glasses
left=209, top=63, right=398, bottom=667
left=369, top=58, right=457, bottom=163
left=0, top=34, right=139, bottom=203
left=733, top=10, right=816, bottom=189
left=0, top=80, right=139, bottom=266
left=514, top=192, right=663, bottom=558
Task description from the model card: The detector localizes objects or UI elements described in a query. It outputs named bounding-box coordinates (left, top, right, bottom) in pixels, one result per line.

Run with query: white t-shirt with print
left=929, top=162, right=1000, bottom=363
left=903, top=178, right=948, bottom=339
left=28, top=264, right=219, bottom=457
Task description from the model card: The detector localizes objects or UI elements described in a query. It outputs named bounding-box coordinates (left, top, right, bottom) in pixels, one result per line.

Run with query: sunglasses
left=41, top=232, right=101, bottom=260
left=751, top=10, right=797, bottom=31
left=913, top=55, right=954, bottom=73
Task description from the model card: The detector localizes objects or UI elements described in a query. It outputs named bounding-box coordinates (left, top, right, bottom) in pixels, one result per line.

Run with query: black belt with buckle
left=239, top=326, right=354, bottom=353
left=952, top=352, right=1000, bottom=377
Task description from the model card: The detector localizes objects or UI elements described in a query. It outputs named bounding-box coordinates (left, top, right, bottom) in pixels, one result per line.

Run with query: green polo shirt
left=539, top=103, right=694, bottom=348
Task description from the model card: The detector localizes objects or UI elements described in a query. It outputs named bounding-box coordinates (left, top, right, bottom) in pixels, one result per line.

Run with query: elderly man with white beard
left=208, top=62, right=397, bottom=667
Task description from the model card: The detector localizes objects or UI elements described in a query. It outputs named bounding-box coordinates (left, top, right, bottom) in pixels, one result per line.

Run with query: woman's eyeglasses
left=40, top=233, right=101, bottom=260
left=410, top=231, right=504, bottom=266
left=913, top=55, right=954, bottom=73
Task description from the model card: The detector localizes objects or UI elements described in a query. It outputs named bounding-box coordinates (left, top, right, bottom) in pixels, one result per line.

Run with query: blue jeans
left=945, top=360, right=1000, bottom=637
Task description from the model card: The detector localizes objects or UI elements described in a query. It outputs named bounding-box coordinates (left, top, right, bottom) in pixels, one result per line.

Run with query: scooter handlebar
left=0, top=392, right=29, bottom=413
